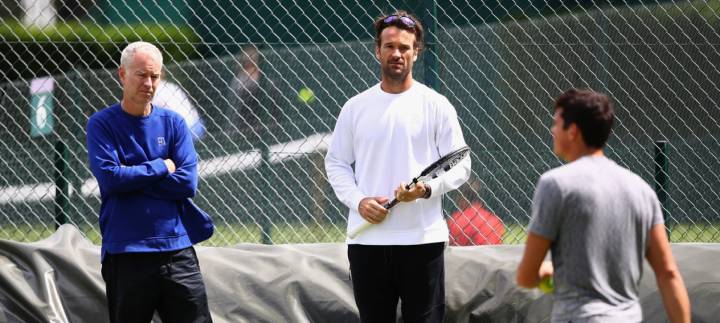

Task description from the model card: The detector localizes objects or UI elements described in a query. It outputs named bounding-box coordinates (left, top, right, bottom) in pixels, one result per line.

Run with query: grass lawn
left=1, top=222, right=718, bottom=246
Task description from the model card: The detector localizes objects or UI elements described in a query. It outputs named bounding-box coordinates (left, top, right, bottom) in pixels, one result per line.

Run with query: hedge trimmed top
left=0, top=20, right=200, bottom=81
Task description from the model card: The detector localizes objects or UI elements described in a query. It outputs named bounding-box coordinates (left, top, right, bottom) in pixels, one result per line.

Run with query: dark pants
left=101, top=247, right=212, bottom=323
left=348, top=242, right=446, bottom=323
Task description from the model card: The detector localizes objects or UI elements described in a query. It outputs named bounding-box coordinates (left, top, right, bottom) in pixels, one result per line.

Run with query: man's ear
left=569, top=123, right=582, bottom=142
left=118, top=66, right=126, bottom=84
left=413, top=46, right=420, bottom=62
left=375, top=45, right=381, bottom=60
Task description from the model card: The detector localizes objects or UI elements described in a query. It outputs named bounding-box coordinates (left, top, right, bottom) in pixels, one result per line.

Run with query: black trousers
left=101, top=246, right=212, bottom=323
left=348, top=242, right=446, bottom=323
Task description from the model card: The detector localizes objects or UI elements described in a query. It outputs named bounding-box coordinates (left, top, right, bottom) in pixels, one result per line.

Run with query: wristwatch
left=423, top=185, right=432, bottom=199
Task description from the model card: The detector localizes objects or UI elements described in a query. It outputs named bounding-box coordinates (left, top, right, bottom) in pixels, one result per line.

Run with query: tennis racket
left=348, top=146, right=471, bottom=239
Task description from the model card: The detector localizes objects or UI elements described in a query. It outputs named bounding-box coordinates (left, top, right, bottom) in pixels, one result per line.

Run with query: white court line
left=268, top=132, right=331, bottom=163
left=0, top=183, right=55, bottom=203
left=0, top=132, right=332, bottom=203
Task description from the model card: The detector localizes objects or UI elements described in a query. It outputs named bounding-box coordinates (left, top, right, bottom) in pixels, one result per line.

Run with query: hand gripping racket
left=348, top=146, right=471, bottom=239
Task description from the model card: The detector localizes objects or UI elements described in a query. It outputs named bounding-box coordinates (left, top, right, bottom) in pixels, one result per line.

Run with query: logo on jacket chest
left=157, top=137, right=166, bottom=145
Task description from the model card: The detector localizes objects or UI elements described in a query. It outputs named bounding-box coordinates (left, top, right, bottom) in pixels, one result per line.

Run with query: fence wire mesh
left=0, top=0, right=718, bottom=245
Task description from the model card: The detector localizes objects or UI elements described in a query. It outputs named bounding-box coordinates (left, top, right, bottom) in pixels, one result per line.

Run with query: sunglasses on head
left=383, top=15, right=416, bottom=28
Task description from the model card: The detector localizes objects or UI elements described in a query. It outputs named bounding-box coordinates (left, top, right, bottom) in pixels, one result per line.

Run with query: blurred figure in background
left=153, top=77, right=206, bottom=140
left=447, top=179, right=504, bottom=245
left=229, top=45, right=263, bottom=139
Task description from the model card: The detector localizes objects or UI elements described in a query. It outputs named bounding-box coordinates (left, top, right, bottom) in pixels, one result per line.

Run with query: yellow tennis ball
left=538, top=276, right=554, bottom=294
left=297, top=87, right=315, bottom=104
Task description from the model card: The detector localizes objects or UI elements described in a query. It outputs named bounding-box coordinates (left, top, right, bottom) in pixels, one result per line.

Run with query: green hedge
left=0, top=20, right=200, bottom=81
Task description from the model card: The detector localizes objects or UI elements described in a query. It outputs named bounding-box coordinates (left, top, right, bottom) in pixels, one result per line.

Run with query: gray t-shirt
left=529, top=155, right=664, bottom=323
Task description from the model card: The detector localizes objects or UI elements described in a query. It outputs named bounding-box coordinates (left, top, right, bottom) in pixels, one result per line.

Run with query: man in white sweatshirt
left=324, top=10, right=471, bottom=323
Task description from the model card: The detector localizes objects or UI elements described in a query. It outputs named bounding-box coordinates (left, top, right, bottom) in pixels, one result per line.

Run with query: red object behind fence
left=448, top=202, right=505, bottom=246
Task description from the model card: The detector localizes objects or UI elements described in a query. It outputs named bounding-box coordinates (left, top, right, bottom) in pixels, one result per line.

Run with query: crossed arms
left=86, top=116, right=198, bottom=200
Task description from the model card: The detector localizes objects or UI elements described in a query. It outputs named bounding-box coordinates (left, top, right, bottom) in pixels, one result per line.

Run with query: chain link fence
left=0, top=0, right=718, bottom=245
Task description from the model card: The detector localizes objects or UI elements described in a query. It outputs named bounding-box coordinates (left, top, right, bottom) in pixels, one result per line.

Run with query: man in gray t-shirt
left=516, top=89, right=690, bottom=323
left=531, top=156, right=662, bottom=321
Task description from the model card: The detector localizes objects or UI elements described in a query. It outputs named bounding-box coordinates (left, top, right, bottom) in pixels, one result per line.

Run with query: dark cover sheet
left=0, top=225, right=717, bottom=322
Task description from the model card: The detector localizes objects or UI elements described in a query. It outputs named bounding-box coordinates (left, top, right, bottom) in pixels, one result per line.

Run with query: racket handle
left=348, top=198, right=400, bottom=239
left=383, top=198, right=400, bottom=209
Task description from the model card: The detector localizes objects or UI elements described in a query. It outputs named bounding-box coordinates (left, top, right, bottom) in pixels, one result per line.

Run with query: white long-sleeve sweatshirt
left=325, top=80, right=471, bottom=245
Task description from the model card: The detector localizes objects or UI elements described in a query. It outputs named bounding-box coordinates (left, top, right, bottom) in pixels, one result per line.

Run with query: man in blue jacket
left=87, top=41, right=213, bottom=323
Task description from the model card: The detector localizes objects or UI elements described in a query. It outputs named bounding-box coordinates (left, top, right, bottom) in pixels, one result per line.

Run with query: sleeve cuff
left=151, top=158, right=170, bottom=177
left=425, top=181, right=438, bottom=199
left=348, top=191, right=366, bottom=212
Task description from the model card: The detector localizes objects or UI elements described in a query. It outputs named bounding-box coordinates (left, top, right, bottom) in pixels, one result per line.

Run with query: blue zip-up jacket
left=87, top=103, right=208, bottom=259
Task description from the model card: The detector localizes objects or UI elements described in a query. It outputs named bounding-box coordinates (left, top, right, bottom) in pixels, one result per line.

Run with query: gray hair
left=120, top=41, right=163, bottom=71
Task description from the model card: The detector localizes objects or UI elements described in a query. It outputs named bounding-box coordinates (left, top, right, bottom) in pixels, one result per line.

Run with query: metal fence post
left=654, top=140, right=669, bottom=225
left=422, top=0, right=438, bottom=90
left=54, top=140, right=69, bottom=229
left=259, top=146, right=272, bottom=244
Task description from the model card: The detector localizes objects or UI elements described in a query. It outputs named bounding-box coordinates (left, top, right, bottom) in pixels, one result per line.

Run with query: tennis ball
left=538, top=276, right=554, bottom=294
left=297, top=87, right=315, bottom=104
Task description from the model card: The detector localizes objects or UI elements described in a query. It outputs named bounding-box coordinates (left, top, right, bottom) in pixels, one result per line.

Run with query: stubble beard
left=382, top=63, right=410, bottom=83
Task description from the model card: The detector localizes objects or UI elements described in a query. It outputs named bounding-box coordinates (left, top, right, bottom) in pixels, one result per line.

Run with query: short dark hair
left=554, top=89, right=614, bottom=148
left=373, top=10, right=424, bottom=51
